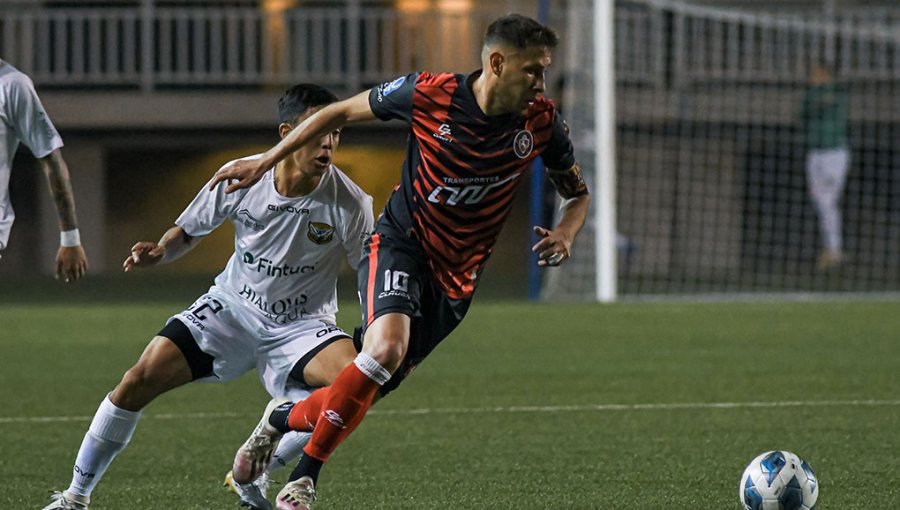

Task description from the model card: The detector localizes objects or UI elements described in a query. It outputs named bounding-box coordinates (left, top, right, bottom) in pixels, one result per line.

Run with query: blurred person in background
left=0, top=59, right=87, bottom=282
left=800, top=63, right=850, bottom=270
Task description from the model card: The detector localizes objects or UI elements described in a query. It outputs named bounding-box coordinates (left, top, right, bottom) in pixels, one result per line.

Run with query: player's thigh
left=259, top=321, right=354, bottom=397
left=302, top=337, right=358, bottom=387
left=357, top=231, right=423, bottom=363
left=169, top=291, right=258, bottom=383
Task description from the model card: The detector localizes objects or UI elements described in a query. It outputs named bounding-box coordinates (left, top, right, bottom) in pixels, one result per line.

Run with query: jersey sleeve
left=6, top=73, right=63, bottom=158
left=341, top=194, right=375, bottom=267
left=542, top=110, right=588, bottom=199
left=542, top=109, right=577, bottom=170
left=175, top=165, right=248, bottom=237
left=368, top=73, right=419, bottom=123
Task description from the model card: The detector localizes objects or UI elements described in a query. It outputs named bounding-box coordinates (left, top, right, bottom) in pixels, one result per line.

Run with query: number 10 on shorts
left=384, top=269, right=409, bottom=292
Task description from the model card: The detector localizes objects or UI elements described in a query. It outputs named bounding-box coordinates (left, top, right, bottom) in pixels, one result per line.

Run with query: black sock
left=289, top=453, right=324, bottom=484
left=268, top=402, right=295, bottom=433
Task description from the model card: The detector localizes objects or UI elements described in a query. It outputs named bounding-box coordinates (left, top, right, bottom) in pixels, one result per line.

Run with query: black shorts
left=357, top=228, right=471, bottom=395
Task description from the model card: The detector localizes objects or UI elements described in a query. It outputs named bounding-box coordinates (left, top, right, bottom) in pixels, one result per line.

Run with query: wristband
left=60, top=228, right=81, bottom=247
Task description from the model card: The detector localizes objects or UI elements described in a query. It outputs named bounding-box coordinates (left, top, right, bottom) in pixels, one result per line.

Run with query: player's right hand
left=123, top=242, right=165, bottom=272
left=208, top=158, right=266, bottom=194
left=56, top=245, right=88, bottom=283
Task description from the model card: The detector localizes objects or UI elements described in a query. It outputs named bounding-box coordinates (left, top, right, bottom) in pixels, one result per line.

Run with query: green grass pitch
left=2, top=300, right=898, bottom=508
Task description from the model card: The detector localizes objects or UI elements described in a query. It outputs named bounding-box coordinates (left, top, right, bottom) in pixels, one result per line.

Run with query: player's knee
left=111, top=369, right=145, bottom=410
left=113, top=362, right=165, bottom=410
left=363, top=335, right=407, bottom=372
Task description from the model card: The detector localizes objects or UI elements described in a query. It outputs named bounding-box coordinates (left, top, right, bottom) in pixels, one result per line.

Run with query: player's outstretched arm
left=123, top=226, right=198, bottom=272
left=38, top=149, right=89, bottom=283
left=532, top=193, right=591, bottom=267
left=209, top=90, right=376, bottom=193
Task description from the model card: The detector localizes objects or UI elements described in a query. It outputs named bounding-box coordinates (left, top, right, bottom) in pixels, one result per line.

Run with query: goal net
left=543, top=0, right=900, bottom=300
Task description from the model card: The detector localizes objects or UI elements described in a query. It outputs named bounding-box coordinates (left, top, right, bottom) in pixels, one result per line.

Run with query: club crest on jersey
left=307, top=221, right=335, bottom=244
left=513, top=130, right=534, bottom=159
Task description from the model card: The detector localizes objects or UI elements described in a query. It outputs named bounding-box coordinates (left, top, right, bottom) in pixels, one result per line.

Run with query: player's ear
left=489, top=51, right=505, bottom=76
left=279, top=122, right=293, bottom=139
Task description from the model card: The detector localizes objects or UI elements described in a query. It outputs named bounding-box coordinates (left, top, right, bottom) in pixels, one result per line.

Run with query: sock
left=286, top=387, right=330, bottom=432
left=67, top=395, right=142, bottom=498
left=299, top=353, right=390, bottom=468
left=267, top=401, right=298, bottom=434
left=269, top=431, right=311, bottom=473
left=289, top=453, right=323, bottom=485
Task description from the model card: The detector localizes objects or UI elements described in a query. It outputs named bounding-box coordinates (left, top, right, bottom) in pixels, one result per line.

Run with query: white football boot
left=275, top=476, right=316, bottom=510
left=232, top=397, right=291, bottom=484
left=224, top=469, right=273, bottom=510
left=42, top=491, right=90, bottom=510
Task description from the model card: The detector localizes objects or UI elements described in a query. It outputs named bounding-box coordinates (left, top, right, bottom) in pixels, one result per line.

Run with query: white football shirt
left=177, top=155, right=374, bottom=327
left=0, top=60, right=64, bottom=250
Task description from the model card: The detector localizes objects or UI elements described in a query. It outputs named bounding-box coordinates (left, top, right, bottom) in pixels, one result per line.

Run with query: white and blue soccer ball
left=739, top=450, right=818, bottom=510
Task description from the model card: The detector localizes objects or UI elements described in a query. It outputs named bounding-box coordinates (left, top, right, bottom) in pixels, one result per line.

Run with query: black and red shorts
left=356, top=227, right=471, bottom=395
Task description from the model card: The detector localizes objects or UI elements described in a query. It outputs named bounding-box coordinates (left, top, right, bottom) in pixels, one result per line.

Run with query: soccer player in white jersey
left=0, top=59, right=88, bottom=281
left=43, top=84, right=374, bottom=510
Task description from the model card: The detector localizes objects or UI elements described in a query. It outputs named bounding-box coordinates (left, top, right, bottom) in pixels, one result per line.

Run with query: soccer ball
left=739, top=451, right=818, bottom=510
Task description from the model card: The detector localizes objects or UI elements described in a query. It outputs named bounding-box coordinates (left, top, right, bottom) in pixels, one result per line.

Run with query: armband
left=546, top=163, right=589, bottom=199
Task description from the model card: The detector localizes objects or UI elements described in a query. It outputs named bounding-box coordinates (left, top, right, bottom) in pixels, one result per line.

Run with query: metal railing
left=0, top=0, right=898, bottom=91
left=0, top=2, right=499, bottom=92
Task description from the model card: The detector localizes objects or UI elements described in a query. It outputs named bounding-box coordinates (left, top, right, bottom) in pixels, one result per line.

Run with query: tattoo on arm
left=40, top=151, right=79, bottom=231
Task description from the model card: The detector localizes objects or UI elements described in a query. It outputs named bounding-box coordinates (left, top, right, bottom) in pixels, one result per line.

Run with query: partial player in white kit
left=0, top=58, right=88, bottom=281
left=43, top=84, right=373, bottom=510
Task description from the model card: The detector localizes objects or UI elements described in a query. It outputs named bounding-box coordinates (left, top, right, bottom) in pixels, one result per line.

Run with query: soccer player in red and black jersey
left=214, top=14, right=590, bottom=509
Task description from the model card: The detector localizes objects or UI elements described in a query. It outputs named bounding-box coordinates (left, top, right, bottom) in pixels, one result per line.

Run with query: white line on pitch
left=366, top=399, right=900, bottom=416
left=0, top=411, right=242, bottom=424
left=2, top=399, right=899, bottom=425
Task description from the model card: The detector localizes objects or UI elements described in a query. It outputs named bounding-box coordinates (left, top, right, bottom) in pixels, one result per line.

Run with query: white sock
left=269, top=431, right=311, bottom=474
left=66, top=395, right=141, bottom=498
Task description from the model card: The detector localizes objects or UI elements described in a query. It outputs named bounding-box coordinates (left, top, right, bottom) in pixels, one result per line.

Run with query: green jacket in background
left=800, top=83, right=849, bottom=150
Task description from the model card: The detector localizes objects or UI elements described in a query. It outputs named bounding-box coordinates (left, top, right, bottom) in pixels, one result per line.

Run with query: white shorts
left=162, top=287, right=351, bottom=401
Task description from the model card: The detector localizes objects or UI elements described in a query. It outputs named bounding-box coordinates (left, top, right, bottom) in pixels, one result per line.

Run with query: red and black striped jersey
left=368, top=71, right=582, bottom=299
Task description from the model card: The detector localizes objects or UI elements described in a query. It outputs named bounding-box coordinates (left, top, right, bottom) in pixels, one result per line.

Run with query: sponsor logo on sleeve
left=376, top=76, right=406, bottom=102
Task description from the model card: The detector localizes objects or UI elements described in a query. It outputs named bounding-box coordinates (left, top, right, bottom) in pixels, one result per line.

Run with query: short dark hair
left=278, top=84, right=338, bottom=124
left=484, top=13, right=559, bottom=50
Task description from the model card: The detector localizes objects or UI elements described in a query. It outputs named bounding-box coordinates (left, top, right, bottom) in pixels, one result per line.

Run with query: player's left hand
left=208, top=158, right=267, bottom=194
left=56, top=245, right=88, bottom=283
left=532, top=225, right=571, bottom=267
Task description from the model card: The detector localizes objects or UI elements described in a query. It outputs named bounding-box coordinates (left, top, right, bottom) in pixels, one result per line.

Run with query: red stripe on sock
left=303, top=362, right=380, bottom=462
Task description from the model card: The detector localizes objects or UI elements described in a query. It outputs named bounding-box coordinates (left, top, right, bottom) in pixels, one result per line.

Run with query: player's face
left=498, top=45, right=551, bottom=115
left=282, top=106, right=342, bottom=176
